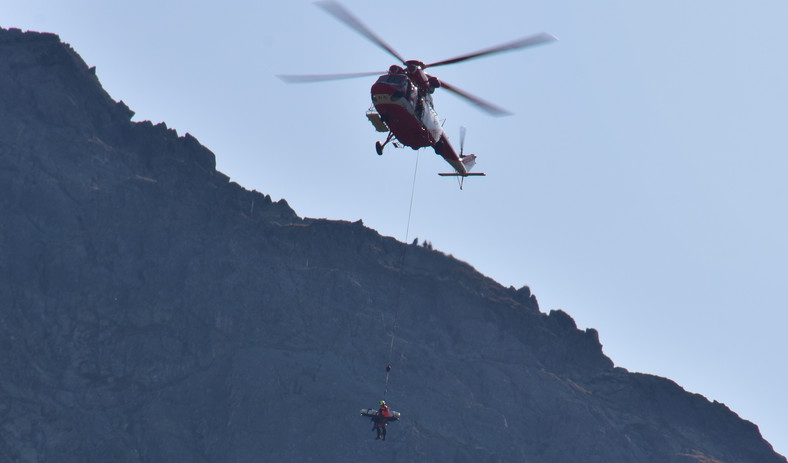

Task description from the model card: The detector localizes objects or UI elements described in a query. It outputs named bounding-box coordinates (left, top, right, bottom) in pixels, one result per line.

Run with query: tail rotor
left=459, top=125, right=467, bottom=156
left=458, top=126, right=476, bottom=171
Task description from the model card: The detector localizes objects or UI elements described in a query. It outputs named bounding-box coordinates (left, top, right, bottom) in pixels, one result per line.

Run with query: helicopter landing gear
left=375, top=132, right=396, bottom=156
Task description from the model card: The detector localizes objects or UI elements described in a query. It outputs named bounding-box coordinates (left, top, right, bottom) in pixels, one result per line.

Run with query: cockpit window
left=384, top=74, right=406, bottom=85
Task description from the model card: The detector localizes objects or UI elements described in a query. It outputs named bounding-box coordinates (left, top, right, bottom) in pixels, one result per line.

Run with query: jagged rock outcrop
left=0, top=28, right=784, bottom=463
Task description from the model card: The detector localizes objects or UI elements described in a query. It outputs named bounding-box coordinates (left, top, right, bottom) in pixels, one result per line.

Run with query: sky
left=4, top=0, right=787, bottom=456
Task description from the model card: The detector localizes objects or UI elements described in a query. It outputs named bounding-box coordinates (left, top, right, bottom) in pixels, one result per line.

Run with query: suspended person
left=372, top=400, right=392, bottom=440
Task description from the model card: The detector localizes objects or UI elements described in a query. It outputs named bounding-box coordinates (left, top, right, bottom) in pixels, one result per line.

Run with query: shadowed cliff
left=0, top=28, right=784, bottom=463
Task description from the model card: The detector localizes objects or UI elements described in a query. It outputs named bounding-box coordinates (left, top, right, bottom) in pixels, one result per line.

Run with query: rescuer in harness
left=360, top=400, right=400, bottom=440
left=372, top=401, right=391, bottom=440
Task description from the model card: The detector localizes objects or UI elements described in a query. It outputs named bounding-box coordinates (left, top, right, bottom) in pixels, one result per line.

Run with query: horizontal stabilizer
left=438, top=172, right=486, bottom=177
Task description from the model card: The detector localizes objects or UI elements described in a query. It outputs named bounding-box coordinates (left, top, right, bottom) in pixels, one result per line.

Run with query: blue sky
left=5, top=0, right=787, bottom=456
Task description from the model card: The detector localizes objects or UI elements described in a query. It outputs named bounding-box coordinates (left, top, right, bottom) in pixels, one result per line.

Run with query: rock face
left=0, top=28, right=784, bottom=463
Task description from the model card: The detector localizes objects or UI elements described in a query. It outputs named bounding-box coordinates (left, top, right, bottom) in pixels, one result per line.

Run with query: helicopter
left=279, top=0, right=556, bottom=183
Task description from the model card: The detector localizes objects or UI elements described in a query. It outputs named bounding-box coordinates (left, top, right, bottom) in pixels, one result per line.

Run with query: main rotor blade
left=425, top=32, right=557, bottom=69
left=277, top=71, right=384, bottom=83
left=439, top=81, right=512, bottom=117
left=315, top=0, right=406, bottom=64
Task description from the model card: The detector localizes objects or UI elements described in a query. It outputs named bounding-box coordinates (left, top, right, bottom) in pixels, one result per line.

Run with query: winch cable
left=383, top=148, right=420, bottom=397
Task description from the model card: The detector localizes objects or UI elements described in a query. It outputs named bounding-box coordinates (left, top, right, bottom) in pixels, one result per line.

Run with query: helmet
left=379, top=400, right=386, bottom=406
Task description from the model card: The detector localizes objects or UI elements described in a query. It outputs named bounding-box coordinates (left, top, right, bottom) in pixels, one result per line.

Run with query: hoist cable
left=383, top=148, right=420, bottom=397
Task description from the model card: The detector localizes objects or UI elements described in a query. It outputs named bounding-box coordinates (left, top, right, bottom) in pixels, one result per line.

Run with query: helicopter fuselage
left=371, top=72, right=471, bottom=175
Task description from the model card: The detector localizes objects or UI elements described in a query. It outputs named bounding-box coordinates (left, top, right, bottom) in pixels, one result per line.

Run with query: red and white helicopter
left=279, top=0, right=556, bottom=184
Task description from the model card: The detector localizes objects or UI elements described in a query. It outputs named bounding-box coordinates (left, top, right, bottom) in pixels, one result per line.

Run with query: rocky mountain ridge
left=0, top=27, right=784, bottom=462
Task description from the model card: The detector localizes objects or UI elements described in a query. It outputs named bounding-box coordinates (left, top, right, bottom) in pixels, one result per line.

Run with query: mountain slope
left=0, top=27, right=784, bottom=463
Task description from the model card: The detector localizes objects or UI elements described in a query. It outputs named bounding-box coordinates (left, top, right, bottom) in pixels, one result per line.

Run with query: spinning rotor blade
left=277, top=71, right=384, bottom=83
left=425, top=32, right=557, bottom=69
left=316, top=0, right=406, bottom=64
left=439, top=81, right=511, bottom=117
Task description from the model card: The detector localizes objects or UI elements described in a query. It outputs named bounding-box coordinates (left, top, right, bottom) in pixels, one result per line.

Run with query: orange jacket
left=374, top=405, right=391, bottom=427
